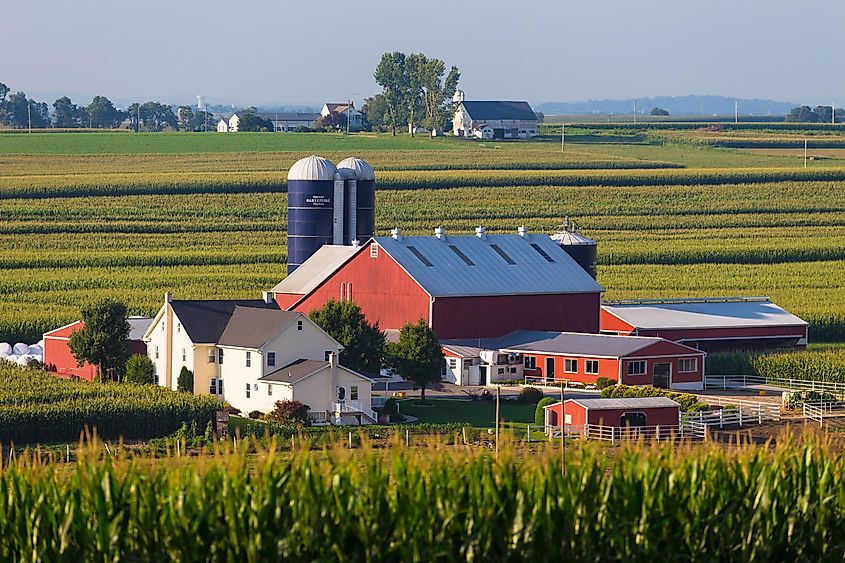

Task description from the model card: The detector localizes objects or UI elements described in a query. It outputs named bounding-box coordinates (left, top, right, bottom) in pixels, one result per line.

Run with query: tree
left=786, top=105, right=817, bottom=123
left=815, top=105, right=833, bottom=124
left=238, top=110, right=274, bottom=132
left=124, top=354, right=156, bottom=384
left=534, top=110, right=545, bottom=123
left=0, top=82, right=9, bottom=125
left=386, top=319, right=444, bottom=401
left=309, top=299, right=385, bottom=376
left=87, top=96, right=124, bottom=128
left=177, top=106, right=194, bottom=131
left=362, top=94, right=389, bottom=129
left=419, top=57, right=460, bottom=135
left=177, top=366, right=194, bottom=392
left=374, top=51, right=409, bottom=135
left=405, top=52, right=427, bottom=136
left=29, top=100, right=50, bottom=128
left=140, top=101, right=177, bottom=131
left=189, top=108, right=213, bottom=132
left=68, top=299, right=130, bottom=382
left=5, top=92, right=29, bottom=128
left=268, top=400, right=310, bottom=424
left=54, top=96, right=83, bottom=128
left=650, top=107, right=670, bottom=116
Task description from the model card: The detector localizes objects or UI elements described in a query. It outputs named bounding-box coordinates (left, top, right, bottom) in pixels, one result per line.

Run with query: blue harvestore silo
left=337, top=157, right=376, bottom=243
left=287, top=155, right=338, bottom=273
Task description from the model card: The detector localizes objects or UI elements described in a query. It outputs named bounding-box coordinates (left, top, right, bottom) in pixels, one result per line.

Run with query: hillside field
left=1, top=129, right=844, bottom=342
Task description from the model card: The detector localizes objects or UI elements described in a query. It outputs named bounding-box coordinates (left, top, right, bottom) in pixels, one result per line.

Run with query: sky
left=3, top=0, right=844, bottom=109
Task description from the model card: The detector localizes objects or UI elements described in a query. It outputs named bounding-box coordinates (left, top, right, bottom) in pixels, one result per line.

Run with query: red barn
left=43, top=317, right=152, bottom=381
left=601, top=297, right=809, bottom=352
left=495, top=330, right=705, bottom=390
left=544, top=397, right=681, bottom=429
left=272, top=228, right=604, bottom=340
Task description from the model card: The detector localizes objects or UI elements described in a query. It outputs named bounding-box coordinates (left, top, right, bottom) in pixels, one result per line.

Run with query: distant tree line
left=367, top=52, right=460, bottom=136
left=786, top=105, right=845, bottom=123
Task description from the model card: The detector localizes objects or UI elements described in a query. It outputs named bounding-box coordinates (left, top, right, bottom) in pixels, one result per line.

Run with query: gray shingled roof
left=461, top=101, right=538, bottom=121
left=170, top=300, right=279, bottom=344
left=217, top=307, right=301, bottom=348
left=375, top=233, right=603, bottom=297
left=260, top=359, right=327, bottom=383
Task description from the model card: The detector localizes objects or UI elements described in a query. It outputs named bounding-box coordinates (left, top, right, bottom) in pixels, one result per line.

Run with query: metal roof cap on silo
left=337, top=157, right=376, bottom=180
left=287, top=155, right=337, bottom=181
left=550, top=231, right=595, bottom=246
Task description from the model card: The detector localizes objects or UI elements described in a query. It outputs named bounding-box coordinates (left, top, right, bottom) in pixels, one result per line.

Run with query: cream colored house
left=143, top=293, right=375, bottom=424
left=216, top=113, right=240, bottom=132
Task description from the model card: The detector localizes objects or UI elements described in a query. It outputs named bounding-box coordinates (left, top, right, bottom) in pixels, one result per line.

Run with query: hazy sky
left=4, top=0, right=844, bottom=108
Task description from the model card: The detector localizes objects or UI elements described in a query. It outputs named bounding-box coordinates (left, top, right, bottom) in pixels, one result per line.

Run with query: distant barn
left=452, top=92, right=538, bottom=139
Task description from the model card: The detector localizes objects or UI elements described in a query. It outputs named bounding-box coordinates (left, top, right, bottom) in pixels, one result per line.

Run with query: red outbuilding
left=544, top=397, right=681, bottom=430
left=497, top=330, right=706, bottom=390
left=43, top=317, right=152, bottom=381
left=601, top=297, right=808, bottom=352
left=271, top=228, right=604, bottom=340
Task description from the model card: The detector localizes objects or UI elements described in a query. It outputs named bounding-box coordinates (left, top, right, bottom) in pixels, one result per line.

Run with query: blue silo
left=337, top=157, right=376, bottom=243
left=287, top=156, right=338, bottom=273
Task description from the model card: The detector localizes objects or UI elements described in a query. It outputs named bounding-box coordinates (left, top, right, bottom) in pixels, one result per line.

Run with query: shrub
left=601, top=384, right=706, bottom=412
left=248, top=410, right=262, bottom=420
left=518, top=386, right=544, bottom=404
left=268, top=400, right=310, bottom=424
left=381, top=398, right=399, bottom=417
left=124, top=354, right=156, bottom=385
left=596, top=377, right=615, bottom=390
left=177, top=366, right=194, bottom=393
left=705, top=351, right=757, bottom=375
left=224, top=403, right=240, bottom=416
left=535, top=397, right=556, bottom=426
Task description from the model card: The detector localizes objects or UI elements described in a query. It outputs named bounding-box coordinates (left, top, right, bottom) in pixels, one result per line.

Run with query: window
left=267, top=384, right=272, bottom=396
left=245, top=383, right=251, bottom=399
left=347, top=283, right=352, bottom=301
left=181, top=348, right=186, bottom=362
left=564, top=413, right=572, bottom=425
left=217, top=348, right=224, bottom=364
left=564, top=359, right=578, bottom=373
left=370, top=243, right=379, bottom=258
left=337, top=386, right=346, bottom=401
left=297, top=320, right=303, bottom=331
left=679, top=358, right=698, bottom=373
left=530, top=243, right=555, bottom=263
left=489, top=244, right=516, bottom=265
left=351, top=385, right=358, bottom=400
left=408, top=245, right=434, bottom=267
left=627, top=360, right=647, bottom=376
left=325, top=351, right=332, bottom=361
left=448, top=358, right=458, bottom=369
left=155, top=345, right=159, bottom=359
left=448, top=245, right=475, bottom=266
left=209, top=379, right=217, bottom=394
left=621, top=412, right=647, bottom=427
left=246, top=351, right=251, bottom=368
left=161, top=322, right=164, bottom=332
left=498, top=368, right=505, bottom=375
left=585, top=360, right=599, bottom=375
left=208, top=349, right=215, bottom=364
left=524, top=356, right=536, bottom=369
left=510, top=367, right=517, bottom=374
left=218, top=379, right=223, bottom=393
left=267, top=352, right=276, bottom=367
left=177, top=322, right=181, bottom=333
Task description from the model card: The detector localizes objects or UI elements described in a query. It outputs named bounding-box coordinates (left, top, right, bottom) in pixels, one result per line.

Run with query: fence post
left=758, top=405, right=762, bottom=424
left=739, top=408, right=743, bottom=427
left=527, top=425, right=531, bottom=443
left=719, top=409, right=723, bottom=429
left=656, top=425, right=660, bottom=441
left=723, top=375, right=727, bottom=390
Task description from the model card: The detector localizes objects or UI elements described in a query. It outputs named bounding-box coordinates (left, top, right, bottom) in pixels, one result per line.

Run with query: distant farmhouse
left=452, top=91, right=538, bottom=139
left=321, top=102, right=365, bottom=131
left=216, top=112, right=320, bottom=132
left=216, top=114, right=240, bottom=132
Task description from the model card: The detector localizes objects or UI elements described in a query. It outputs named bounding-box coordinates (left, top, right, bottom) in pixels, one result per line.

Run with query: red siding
left=599, top=309, right=636, bottom=335
left=548, top=402, right=680, bottom=428
left=43, top=334, right=98, bottom=381
left=635, top=325, right=808, bottom=342
left=524, top=354, right=619, bottom=385
left=285, top=245, right=431, bottom=331
left=431, top=292, right=600, bottom=340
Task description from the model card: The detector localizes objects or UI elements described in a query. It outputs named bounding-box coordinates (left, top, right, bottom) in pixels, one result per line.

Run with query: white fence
left=802, top=401, right=845, bottom=427
left=522, top=375, right=596, bottom=390
left=526, top=423, right=706, bottom=442
left=681, top=401, right=779, bottom=429
left=706, top=374, right=845, bottom=395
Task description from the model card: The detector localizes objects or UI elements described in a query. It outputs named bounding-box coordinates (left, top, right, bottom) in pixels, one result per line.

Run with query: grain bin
left=550, top=217, right=597, bottom=279
left=337, top=157, right=376, bottom=243
left=287, top=156, right=338, bottom=273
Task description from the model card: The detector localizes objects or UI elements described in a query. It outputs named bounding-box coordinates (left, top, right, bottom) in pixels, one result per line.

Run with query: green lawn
left=399, top=398, right=537, bottom=428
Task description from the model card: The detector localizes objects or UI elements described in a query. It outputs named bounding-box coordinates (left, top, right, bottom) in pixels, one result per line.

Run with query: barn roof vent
left=475, top=226, right=487, bottom=239
left=391, top=228, right=403, bottom=241
left=434, top=227, right=446, bottom=240
left=517, top=226, right=528, bottom=238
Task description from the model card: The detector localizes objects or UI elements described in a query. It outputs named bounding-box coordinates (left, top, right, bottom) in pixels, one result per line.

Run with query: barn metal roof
left=565, top=397, right=681, bottom=410
left=375, top=232, right=604, bottom=297
left=499, top=331, right=668, bottom=358
left=217, top=307, right=301, bottom=348
left=271, top=245, right=360, bottom=295
left=602, top=298, right=808, bottom=330
left=127, top=317, right=153, bottom=341
left=461, top=101, right=538, bottom=121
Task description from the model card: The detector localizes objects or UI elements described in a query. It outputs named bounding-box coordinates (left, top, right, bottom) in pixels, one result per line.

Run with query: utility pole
left=561, top=122, right=565, bottom=152
left=27, top=100, right=32, bottom=133
left=560, top=383, right=565, bottom=474
left=833, top=101, right=836, bottom=124
left=734, top=100, right=738, bottom=124
left=804, top=139, right=808, bottom=168
left=633, top=98, right=637, bottom=124
left=137, top=105, right=141, bottom=133
left=495, top=385, right=501, bottom=458
left=204, top=103, right=209, bottom=132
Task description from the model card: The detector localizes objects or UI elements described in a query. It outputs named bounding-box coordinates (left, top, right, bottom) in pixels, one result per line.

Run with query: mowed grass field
left=1, top=130, right=845, bottom=342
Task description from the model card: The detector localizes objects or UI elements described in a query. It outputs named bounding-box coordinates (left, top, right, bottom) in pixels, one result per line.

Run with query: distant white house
left=452, top=92, right=538, bottom=139
left=143, top=293, right=375, bottom=425
left=321, top=102, right=364, bottom=130
left=216, top=113, right=241, bottom=133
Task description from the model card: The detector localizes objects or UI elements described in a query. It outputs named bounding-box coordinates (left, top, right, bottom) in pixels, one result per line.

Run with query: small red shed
left=544, top=397, right=681, bottom=429
left=43, top=317, right=152, bottom=381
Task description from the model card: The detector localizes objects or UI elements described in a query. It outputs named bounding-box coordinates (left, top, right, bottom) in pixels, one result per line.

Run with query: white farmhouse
left=452, top=93, right=538, bottom=139
left=216, top=114, right=240, bottom=132
left=143, top=293, right=374, bottom=424
left=320, top=102, right=364, bottom=130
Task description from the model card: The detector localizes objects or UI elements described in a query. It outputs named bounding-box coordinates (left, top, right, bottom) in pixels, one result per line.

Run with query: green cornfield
left=0, top=434, right=843, bottom=560
left=0, top=365, right=220, bottom=443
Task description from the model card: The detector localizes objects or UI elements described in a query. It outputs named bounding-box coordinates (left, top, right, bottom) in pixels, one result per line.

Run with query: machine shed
left=601, top=297, right=808, bottom=351
left=544, top=397, right=681, bottom=429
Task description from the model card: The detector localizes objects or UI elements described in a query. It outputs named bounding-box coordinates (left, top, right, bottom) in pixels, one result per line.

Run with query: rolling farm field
left=1, top=129, right=845, bottom=343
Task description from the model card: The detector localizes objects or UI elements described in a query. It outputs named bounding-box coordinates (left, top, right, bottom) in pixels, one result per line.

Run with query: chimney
left=434, top=227, right=446, bottom=240
left=518, top=226, right=528, bottom=238
left=164, top=292, right=173, bottom=304
left=475, top=226, right=486, bottom=239
left=262, top=291, right=274, bottom=304
left=391, top=227, right=402, bottom=240
left=328, top=351, right=338, bottom=403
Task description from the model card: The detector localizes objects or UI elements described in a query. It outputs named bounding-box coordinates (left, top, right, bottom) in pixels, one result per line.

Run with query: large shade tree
left=309, top=299, right=385, bottom=377
left=68, top=299, right=130, bottom=382
left=386, top=319, right=444, bottom=401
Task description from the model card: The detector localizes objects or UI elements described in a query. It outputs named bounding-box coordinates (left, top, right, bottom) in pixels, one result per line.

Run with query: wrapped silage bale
left=1, top=354, right=16, bottom=363
left=0, top=342, right=11, bottom=356
left=37, top=339, right=44, bottom=349
left=13, top=343, right=29, bottom=355
left=16, top=355, right=31, bottom=366
left=28, top=344, right=42, bottom=356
